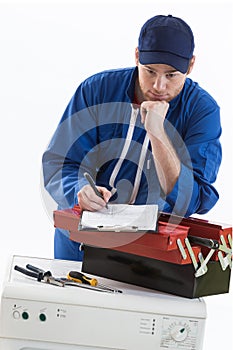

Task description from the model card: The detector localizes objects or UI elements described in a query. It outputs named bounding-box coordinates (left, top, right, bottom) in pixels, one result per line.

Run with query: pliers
left=14, top=264, right=122, bottom=293
left=14, top=264, right=65, bottom=287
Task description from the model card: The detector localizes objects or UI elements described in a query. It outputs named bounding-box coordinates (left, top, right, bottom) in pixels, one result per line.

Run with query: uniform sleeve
left=165, top=95, right=222, bottom=217
left=42, top=82, right=99, bottom=209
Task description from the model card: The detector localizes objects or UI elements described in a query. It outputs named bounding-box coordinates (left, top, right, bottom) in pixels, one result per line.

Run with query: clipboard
left=78, top=204, right=159, bottom=232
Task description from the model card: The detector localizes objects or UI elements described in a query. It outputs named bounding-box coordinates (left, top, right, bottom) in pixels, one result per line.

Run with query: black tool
left=188, top=235, right=219, bottom=249
left=14, top=264, right=64, bottom=287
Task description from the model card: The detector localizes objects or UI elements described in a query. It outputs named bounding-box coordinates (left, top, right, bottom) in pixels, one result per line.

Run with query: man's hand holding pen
left=77, top=173, right=112, bottom=212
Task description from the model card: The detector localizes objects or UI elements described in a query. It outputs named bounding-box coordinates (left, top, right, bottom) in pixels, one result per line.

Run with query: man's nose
left=153, top=76, right=166, bottom=91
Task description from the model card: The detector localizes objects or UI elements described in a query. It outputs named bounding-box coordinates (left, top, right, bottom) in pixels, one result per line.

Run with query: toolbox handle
left=188, top=235, right=219, bottom=249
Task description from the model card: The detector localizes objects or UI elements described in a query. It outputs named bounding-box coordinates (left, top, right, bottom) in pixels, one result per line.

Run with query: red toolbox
left=54, top=206, right=232, bottom=298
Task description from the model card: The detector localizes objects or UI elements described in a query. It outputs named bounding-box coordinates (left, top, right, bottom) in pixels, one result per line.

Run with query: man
left=42, top=15, right=222, bottom=261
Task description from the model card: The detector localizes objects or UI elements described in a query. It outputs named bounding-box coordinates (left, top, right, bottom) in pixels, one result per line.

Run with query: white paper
left=80, top=204, right=158, bottom=231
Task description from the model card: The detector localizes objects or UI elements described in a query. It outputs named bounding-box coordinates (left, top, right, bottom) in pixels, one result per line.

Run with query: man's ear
left=186, top=56, right=195, bottom=75
left=135, top=47, right=139, bottom=65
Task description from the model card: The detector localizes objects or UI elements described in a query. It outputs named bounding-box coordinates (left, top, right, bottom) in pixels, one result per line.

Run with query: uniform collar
left=126, top=67, right=139, bottom=103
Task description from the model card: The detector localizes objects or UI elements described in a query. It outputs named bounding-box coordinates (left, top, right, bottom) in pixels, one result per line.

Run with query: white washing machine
left=0, top=255, right=206, bottom=350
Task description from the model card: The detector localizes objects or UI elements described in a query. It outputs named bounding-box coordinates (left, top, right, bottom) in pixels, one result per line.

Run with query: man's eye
left=167, top=73, right=177, bottom=78
left=147, top=69, right=155, bottom=75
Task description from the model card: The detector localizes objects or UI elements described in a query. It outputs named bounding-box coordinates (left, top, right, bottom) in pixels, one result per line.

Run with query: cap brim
left=139, top=51, right=189, bottom=74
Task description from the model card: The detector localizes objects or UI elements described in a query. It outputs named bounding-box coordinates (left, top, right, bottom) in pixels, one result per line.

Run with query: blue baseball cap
left=138, top=15, right=195, bottom=73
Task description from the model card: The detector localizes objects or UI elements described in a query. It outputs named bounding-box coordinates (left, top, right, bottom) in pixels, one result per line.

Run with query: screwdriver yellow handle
left=67, top=271, right=98, bottom=287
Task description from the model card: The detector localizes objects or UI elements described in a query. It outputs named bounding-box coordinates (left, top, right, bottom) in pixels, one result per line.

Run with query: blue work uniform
left=42, top=67, right=222, bottom=261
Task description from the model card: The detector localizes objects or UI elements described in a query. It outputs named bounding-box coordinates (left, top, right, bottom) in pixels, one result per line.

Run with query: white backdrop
left=0, top=0, right=232, bottom=349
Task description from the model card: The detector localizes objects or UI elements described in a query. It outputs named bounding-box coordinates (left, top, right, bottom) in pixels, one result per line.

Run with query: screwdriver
left=67, top=271, right=98, bottom=286
left=67, top=271, right=122, bottom=293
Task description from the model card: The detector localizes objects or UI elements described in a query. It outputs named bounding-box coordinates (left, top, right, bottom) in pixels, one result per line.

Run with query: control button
left=39, top=313, right=46, bottom=322
left=13, top=310, right=20, bottom=319
left=22, top=311, right=29, bottom=320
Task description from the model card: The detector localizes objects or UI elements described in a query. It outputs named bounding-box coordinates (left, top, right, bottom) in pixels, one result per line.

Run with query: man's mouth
left=148, top=91, right=168, bottom=101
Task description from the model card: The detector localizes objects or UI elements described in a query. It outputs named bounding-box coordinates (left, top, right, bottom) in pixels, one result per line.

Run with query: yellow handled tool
left=67, top=271, right=98, bottom=287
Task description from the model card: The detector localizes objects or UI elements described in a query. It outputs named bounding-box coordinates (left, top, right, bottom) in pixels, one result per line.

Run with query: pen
left=84, top=172, right=108, bottom=209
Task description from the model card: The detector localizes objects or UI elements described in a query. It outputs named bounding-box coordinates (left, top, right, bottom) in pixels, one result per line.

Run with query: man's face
left=135, top=49, right=194, bottom=103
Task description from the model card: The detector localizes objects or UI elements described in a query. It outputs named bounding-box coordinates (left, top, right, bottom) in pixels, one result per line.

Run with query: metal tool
left=60, top=278, right=116, bottom=293
left=14, top=264, right=64, bottom=287
left=14, top=264, right=121, bottom=293
left=67, top=271, right=122, bottom=293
